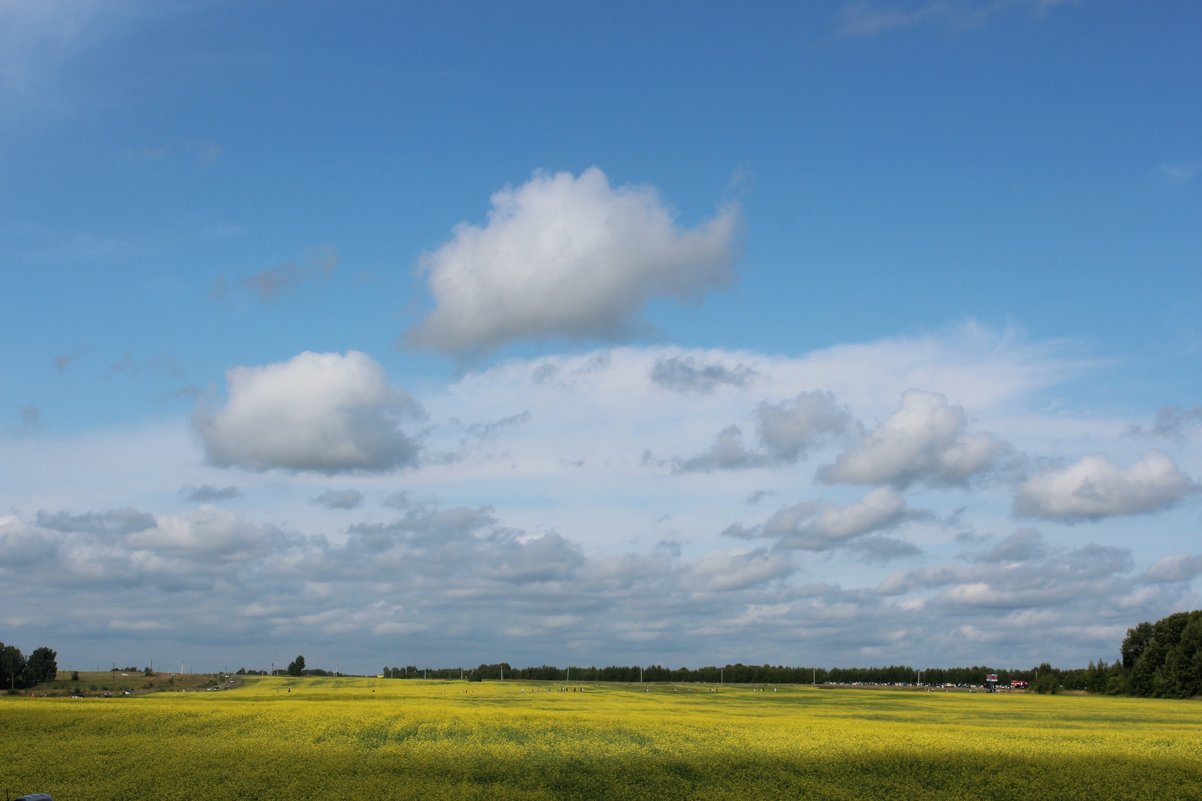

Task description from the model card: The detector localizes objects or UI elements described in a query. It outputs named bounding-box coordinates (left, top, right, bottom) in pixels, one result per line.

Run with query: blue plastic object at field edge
left=14, top=794, right=54, bottom=801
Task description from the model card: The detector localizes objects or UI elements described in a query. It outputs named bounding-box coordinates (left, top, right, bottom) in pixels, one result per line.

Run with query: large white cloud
left=408, top=167, right=741, bottom=354
left=195, top=351, right=422, bottom=473
left=820, top=390, right=1006, bottom=488
left=1015, top=452, right=1197, bottom=521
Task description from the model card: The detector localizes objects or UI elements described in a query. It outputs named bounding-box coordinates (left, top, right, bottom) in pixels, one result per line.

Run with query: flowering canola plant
left=6, top=677, right=1202, bottom=800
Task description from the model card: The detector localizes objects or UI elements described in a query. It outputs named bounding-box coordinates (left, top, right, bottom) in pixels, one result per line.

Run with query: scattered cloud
left=195, top=350, right=424, bottom=473
left=470, top=411, right=532, bottom=440
left=382, top=491, right=413, bottom=510
left=181, top=484, right=241, bottom=503
left=53, top=351, right=82, bottom=371
left=1142, top=554, right=1202, bottom=584
left=125, top=508, right=290, bottom=564
left=726, top=488, right=919, bottom=553
left=971, top=528, right=1048, bottom=563
left=820, top=391, right=1006, bottom=488
left=313, top=489, right=365, bottom=510
left=244, top=243, right=339, bottom=302
left=682, top=548, right=794, bottom=592
left=878, top=535, right=1135, bottom=612
left=36, top=507, right=156, bottom=537
left=0, top=0, right=114, bottom=100
left=1155, top=161, right=1202, bottom=187
left=650, top=356, right=756, bottom=394
left=124, top=139, right=222, bottom=167
left=3, top=330, right=1193, bottom=669
left=189, top=139, right=221, bottom=167
left=757, top=390, right=853, bottom=462
left=1015, top=452, right=1197, bottom=521
left=20, top=405, right=40, bottom=427
left=677, top=390, right=851, bottom=472
left=677, top=425, right=770, bottom=472
left=1125, top=405, right=1202, bottom=441
left=106, top=352, right=184, bottom=381
left=0, top=519, right=57, bottom=567
left=851, top=536, right=922, bottom=563
left=407, top=167, right=741, bottom=355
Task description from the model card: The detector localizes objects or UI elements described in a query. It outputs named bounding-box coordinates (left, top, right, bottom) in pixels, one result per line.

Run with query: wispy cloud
left=242, top=243, right=339, bottom=302
left=1154, top=161, right=1202, bottom=187
left=180, top=484, right=241, bottom=503
left=53, top=351, right=83, bottom=372
left=837, top=0, right=1077, bottom=38
left=123, top=139, right=221, bottom=168
left=1125, top=405, right=1202, bottom=441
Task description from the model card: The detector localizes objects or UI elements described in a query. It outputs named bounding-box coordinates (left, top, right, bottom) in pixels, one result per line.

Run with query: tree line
left=0, top=641, right=58, bottom=691
left=378, top=610, right=1201, bottom=697
left=12, top=609, right=1198, bottom=697
left=379, top=661, right=1078, bottom=686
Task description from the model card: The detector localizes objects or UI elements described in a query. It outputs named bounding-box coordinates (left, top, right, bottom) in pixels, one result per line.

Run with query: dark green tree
left=1121, top=611, right=1202, bottom=698
left=24, top=647, right=57, bottom=684
left=0, top=642, right=26, bottom=690
left=287, top=655, right=306, bottom=677
left=1121, top=621, right=1154, bottom=669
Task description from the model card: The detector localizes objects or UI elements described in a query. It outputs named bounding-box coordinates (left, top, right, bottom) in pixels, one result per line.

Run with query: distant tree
left=24, top=647, right=57, bottom=684
left=1031, top=663, right=1060, bottom=694
left=287, top=655, right=306, bottom=677
left=0, top=642, right=25, bottom=690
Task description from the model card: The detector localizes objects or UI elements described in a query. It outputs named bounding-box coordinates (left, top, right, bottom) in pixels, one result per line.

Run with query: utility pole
left=812, top=668, right=816, bottom=685
left=639, top=665, right=643, bottom=683
left=720, top=667, right=724, bottom=685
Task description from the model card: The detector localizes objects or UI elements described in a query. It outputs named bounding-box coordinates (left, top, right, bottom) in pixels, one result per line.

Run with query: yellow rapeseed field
left=5, top=677, right=1201, bottom=800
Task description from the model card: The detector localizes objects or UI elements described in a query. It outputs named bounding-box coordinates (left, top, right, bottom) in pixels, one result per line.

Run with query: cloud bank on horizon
left=2, top=2, right=1200, bottom=675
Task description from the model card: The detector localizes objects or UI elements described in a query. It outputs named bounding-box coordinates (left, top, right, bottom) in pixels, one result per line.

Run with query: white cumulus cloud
left=195, top=351, right=423, bottom=473
left=1015, top=452, right=1197, bottom=521
left=820, top=390, right=1005, bottom=488
left=730, top=487, right=917, bottom=552
left=408, top=167, right=741, bottom=355
left=757, top=390, right=852, bottom=462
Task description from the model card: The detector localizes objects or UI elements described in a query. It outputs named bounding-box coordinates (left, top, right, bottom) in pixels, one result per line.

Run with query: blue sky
left=2, top=0, right=1200, bottom=675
